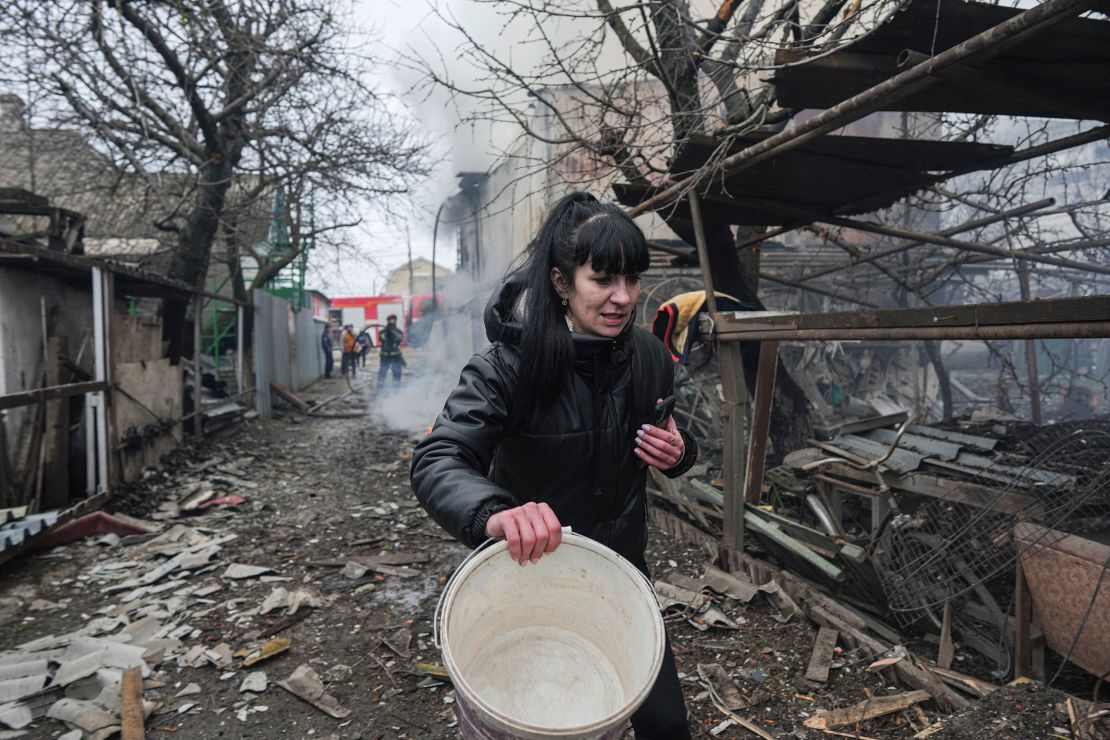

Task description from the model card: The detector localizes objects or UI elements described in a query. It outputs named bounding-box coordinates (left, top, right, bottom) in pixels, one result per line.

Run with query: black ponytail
left=509, top=191, right=649, bottom=429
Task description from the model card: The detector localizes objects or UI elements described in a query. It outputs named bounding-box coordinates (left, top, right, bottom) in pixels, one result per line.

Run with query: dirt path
left=0, top=372, right=1081, bottom=739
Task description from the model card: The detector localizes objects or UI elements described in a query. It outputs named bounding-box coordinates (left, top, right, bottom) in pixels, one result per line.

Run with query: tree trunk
left=163, top=158, right=236, bottom=362
left=924, top=340, right=954, bottom=421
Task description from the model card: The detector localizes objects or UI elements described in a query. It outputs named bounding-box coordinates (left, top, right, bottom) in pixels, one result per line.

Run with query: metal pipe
left=714, top=321, right=1110, bottom=342
left=805, top=494, right=841, bottom=537
left=646, top=239, right=880, bottom=307
left=744, top=510, right=845, bottom=582
left=1016, top=260, right=1043, bottom=424
left=629, top=0, right=1095, bottom=216
left=91, top=267, right=109, bottom=493
left=795, top=198, right=1055, bottom=283
left=687, top=192, right=718, bottom=315
left=432, top=202, right=444, bottom=309
left=822, top=214, right=1110, bottom=277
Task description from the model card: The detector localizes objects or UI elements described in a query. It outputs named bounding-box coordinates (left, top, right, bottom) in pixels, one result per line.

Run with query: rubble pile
left=1, top=374, right=1106, bottom=738
left=0, top=521, right=331, bottom=736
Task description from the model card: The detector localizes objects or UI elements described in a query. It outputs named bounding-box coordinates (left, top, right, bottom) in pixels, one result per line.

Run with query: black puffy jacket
left=410, top=273, right=697, bottom=569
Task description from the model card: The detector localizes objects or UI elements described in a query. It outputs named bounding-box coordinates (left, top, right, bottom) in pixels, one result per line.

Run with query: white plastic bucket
left=435, top=531, right=665, bottom=740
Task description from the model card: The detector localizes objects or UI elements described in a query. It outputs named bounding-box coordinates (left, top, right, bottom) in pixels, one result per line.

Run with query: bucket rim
left=438, top=531, right=666, bottom=738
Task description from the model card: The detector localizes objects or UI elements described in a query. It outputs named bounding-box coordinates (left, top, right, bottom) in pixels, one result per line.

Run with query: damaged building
left=0, top=96, right=333, bottom=560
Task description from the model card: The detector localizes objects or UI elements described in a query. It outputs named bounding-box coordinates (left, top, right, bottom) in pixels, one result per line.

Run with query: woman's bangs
left=574, top=216, right=649, bottom=275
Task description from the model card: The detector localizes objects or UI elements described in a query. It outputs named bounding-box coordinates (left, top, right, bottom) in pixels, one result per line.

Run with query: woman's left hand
left=635, top=412, right=684, bottom=471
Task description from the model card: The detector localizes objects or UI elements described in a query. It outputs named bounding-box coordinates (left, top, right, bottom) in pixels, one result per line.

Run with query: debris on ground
left=1, top=373, right=1103, bottom=738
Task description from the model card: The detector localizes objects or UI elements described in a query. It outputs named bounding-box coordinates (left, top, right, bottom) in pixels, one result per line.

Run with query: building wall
left=252, top=290, right=325, bottom=418
left=383, top=259, right=453, bottom=297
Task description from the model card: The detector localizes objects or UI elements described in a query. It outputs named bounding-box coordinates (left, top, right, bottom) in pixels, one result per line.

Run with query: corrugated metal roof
left=0, top=511, right=59, bottom=553
left=905, top=424, right=998, bottom=452
left=866, top=428, right=961, bottom=461
left=820, top=433, right=925, bottom=474
left=821, top=421, right=1073, bottom=489
left=773, top=0, right=1110, bottom=121
left=612, top=133, right=1012, bottom=226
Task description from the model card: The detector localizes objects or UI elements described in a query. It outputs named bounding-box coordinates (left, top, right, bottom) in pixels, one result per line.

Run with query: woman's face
left=554, top=264, right=641, bottom=337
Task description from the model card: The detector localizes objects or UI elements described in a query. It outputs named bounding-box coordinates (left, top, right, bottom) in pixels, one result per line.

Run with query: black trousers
left=378, top=355, right=402, bottom=388
left=323, top=349, right=333, bottom=378
left=341, top=351, right=358, bottom=376
left=630, top=633, right=691, bottom=739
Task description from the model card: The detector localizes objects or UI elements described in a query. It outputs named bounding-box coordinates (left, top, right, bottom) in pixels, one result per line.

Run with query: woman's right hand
left=486, top=502, right=562, bottom=565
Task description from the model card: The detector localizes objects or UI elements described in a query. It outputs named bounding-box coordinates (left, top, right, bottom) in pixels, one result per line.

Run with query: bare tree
left=412, top=0, right=894, bottom=453
left=413, top=0, right=1108, bottom=432
left=1, top=0, right=432, bottom=355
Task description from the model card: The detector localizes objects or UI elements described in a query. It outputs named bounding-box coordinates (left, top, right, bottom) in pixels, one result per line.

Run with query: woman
left=411, top=192, right=697, bottom=738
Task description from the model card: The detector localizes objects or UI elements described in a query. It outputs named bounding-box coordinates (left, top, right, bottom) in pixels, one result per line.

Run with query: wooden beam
left=0, top=380, right=109, bottom=411
left=270, top=381, right=310, bottom=414
left=820, top=463, right=1039, bottom=517
left=687, top=190, right=750, bottom=569
left=805, top=626, right=839, bottom=683
left=938, top=600, right=955, bottom=670
left=805, top=690, right=932, bottom=730
left=744, top=341, right=778, bottom=504
left=1014, top=558, right=1032, bottom=680
left=710, top=295, right=1110, bottom=342
left=120, top=665, right=145, bottom=740
left=628, top=0, right=1097, bottom=216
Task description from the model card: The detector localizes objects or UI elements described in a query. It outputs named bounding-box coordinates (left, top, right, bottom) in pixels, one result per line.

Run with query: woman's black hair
left=510, top=191, right=649, bottom=427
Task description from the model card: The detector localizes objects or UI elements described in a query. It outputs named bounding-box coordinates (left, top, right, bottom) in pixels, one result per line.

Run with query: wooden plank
left=720, top=341, right=749, bottom=570
left=120, top=665, right=145, bottom=740
left=804, top=690, right=932, bottom=730
left=270, top=380, right=310, bottom=414
left=42, top=337, right=69, bottom=508
left=822, top=463, right=1039, bottom=517
left=937, top=600, right=954, bottom=670
left=715, top=296, right=1110, bottom=335
left=0, top=381, right=108, bottom=411
left=1014, top=558, right=1031, bottom=680
left=805, top=604, right=966, bottom=710
left=744, top=341, right=778, bottom=504
left=805, top=626, right=839, bottom=683
left=929, top=666, right=999, bottom=698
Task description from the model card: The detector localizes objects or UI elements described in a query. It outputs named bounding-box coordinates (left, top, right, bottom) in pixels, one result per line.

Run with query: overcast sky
left=308, top=0, right=516, bottom=297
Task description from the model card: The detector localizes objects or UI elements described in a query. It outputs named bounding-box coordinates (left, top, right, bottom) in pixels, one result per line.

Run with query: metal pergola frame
left=636, top=0, right=1110, bottom=572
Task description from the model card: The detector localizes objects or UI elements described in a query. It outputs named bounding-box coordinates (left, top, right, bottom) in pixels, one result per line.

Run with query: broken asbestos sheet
left=277, top=664, right=350, bottom=719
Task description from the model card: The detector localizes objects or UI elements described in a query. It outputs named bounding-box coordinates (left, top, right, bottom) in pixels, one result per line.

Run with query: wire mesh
left=873, top=426, right=1110, bottom=627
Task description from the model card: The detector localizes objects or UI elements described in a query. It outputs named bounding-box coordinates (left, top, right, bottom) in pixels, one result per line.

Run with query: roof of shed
left=612, top=132, right=1012, bottom=225
left=772, top=0, right=1110, bottom=121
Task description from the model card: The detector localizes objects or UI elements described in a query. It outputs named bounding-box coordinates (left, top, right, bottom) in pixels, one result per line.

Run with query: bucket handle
left=434, top=526, right=576, bottom=649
